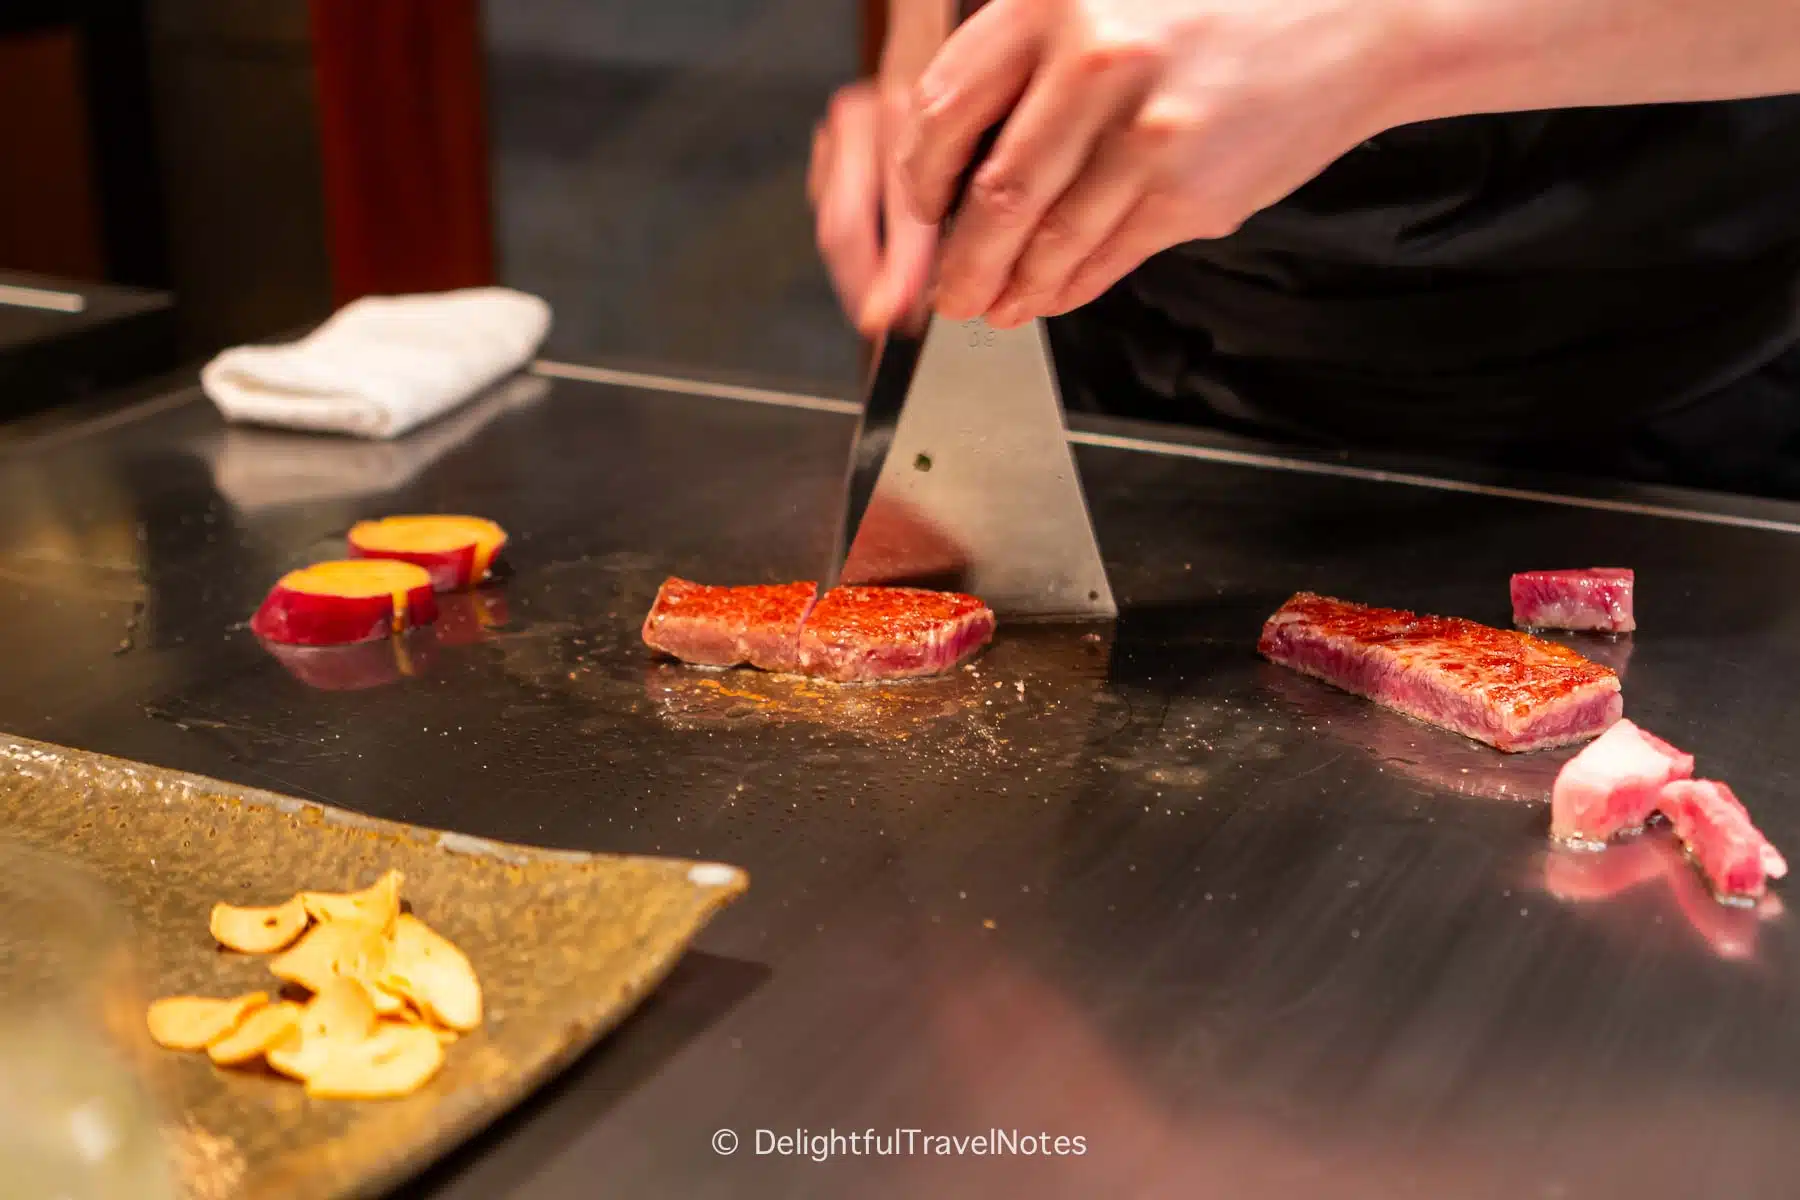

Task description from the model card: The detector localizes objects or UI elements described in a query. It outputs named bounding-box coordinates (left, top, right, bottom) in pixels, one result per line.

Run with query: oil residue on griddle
left=644, top=626, right=1113, bottom=764
left=647, top=668, right=982, bottom=744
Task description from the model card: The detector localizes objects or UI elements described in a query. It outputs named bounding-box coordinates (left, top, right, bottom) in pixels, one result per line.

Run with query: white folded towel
left=200, top=287, right=551, bottom=439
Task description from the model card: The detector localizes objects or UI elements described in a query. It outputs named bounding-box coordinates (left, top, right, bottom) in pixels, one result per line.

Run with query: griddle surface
left=4, top=370, right=1800, bottom=1198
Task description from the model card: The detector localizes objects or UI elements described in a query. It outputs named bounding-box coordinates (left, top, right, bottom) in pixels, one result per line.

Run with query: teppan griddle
left=4, top=358, right=1800, bottom=1198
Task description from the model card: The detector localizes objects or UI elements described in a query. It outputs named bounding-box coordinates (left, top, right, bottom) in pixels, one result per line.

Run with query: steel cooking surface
left=0, top=369, right=1798, bottom=1197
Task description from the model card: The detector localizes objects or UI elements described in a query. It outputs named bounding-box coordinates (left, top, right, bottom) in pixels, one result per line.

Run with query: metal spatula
left=828, top=4, right=1115, bottom=621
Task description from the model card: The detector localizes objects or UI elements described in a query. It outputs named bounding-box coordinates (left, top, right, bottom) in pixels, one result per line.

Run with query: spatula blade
left=836, top=315, right=1115, bottom=620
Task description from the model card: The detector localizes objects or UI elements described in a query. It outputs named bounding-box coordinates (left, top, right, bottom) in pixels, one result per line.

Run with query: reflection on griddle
left=839, top=493, right=970, bottom=593
left=1541, top=835, right=1783, bottom=962
left=1259, top=667, right=1566, bottom=803
left=645, top=625, right=1114, bottom=748
left=1538, top=630, right=1635, bottom=677
left=259, top=630, right=440, bottom=692
left=436, top=590, right=511, bottom=647
left=203, top=373, right=548, bottom=512
left=256, top=592, right=510, bottom=692
left=1261, top=662, right=1782, bottom=963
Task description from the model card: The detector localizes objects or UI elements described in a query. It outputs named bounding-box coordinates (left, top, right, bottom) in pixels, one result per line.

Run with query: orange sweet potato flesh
left=348, top=516, right=507, bottom=591
left=251, top=561, right=438, bottom=647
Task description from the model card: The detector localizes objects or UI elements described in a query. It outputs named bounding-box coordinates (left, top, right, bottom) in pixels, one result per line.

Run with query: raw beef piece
left=1258, top=592, right=1622, bottom=753
left=641, top=579, right=818, bottom=673
left=1549, top=719, right=1694, bottom=843
left=796, top=586, right=995, bottom=683
left=1511, top=568, right=1635, bottom=633
left=1658, top=779, right=1789, bottom=901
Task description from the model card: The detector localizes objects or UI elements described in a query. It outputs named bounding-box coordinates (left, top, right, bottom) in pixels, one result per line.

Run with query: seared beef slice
left=796, top=587, right=995, bottom=682
left=1259, top=592, right=1622, bottom=752
left=641, top=579, right=818, bottom=672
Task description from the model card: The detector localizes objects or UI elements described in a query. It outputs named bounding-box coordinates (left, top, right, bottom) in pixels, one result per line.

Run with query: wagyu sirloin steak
left=643, top=579, right=994, bottom=682
left=1259, top=592, right=1622, bottom=752
left=796, top=587, right=996, bottom=683
left=1511, top=568, right=1635, bottom=633
left=641, top=579, right=818, bottom=673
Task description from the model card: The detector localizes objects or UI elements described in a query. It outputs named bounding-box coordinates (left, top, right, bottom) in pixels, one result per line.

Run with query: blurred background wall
left=0, top=0, right=866, bottom=396
left=483, top=0, right=862, bottom=392
left=148, top=1, right=331, bottom=354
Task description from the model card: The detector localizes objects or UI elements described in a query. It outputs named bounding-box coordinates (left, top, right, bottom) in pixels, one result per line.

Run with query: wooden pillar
left=0, top=27, right=105, bottom=280
left=861, top=0, right=888, bottom=75
left=307, top=0, right=495, bottom=306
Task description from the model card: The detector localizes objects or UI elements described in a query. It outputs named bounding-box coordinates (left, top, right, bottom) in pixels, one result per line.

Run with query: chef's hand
left=808, top=80, right=940, bottom=337
left=901, top=0, right=1423, bottom=327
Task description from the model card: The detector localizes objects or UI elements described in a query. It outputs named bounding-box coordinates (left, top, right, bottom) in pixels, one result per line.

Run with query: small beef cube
left=1511, top=568, right=1635, bottom=633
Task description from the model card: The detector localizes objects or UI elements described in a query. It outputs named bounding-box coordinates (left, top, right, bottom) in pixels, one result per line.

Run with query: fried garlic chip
left=267, top=1036, right=326, bottom=1083
left=268, top=977, right=380, bottom=1080
left=297, top=870, right=403, bottom=933
left=381, top=914, right=482, bottom=1032
left=146, top=993, right=268, bottom=1051
left=210, top=895, right=309, bottom=954
left=207, top=1001, right=303, bottom=1066
left=302, top=1022, right=446, bottom=1100
left=269, top=920, right=392, bottom=1003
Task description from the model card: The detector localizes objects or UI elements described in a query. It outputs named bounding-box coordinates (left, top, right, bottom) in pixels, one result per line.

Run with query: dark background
left=0, top=0, right=863, bottom=392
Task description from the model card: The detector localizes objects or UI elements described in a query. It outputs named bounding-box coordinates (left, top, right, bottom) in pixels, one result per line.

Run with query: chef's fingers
left=813, top=85, right=884, bottom=322
left=935, top=34, right=1155, bottom=322
left=984, top=118, right=1159, bottom=327
left=858, top=82, right=939, bottom=334
left=899, top=0, right=1045, bottom=224
left=861, top=180, right=939, bottom=336
left=1044, top=192, right=1186, bottom=316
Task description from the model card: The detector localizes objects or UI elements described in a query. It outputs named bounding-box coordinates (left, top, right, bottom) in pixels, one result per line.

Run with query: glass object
left=0, top=841, right=176, bottom=1200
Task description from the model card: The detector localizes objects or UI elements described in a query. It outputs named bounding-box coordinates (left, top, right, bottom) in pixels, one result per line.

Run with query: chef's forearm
left=1405, top=0, right=1800, bottom=122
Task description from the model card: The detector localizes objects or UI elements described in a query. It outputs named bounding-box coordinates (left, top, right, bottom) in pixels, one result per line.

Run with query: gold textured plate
left=0, top=734, right=748, bottom=1200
